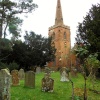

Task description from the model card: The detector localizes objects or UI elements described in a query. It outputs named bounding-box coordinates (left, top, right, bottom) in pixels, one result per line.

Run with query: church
left=48, top=0, right=75, bottom=69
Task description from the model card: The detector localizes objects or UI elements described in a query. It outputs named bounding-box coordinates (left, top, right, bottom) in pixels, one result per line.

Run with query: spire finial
left=55, top=0, right=63, bottom=25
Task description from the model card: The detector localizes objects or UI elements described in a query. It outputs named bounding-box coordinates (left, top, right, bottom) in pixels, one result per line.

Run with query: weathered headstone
left=36, top=67, right=41, bottom=74
left=11, top=70, right=19, bottom=86
left=18, top=68, right=25, bottom=80
left=60, top=67, right=69, bottom=82
left=24, top=71, right=35, bottom=88
left=41, top=73, right=54, bottom=92
left=0, top=69, right=11, bottom=100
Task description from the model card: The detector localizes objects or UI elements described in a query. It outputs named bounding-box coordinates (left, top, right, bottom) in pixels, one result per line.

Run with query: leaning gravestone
left=11, top=70, right=19, bottom=86
left=24, top=71, right=35, bottom=88
left=41, top=73, right=54, bottom=92
left=60, top=67, right=69, bottom=82
left=36, top=67, right=41, bottom=74
left=18, top=68, right=25, bottom=80
left=0, top=69, right=11, bottom=100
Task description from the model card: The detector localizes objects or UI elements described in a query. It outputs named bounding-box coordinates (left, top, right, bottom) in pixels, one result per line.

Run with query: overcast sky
left=21, top=0, right=100, bottom=47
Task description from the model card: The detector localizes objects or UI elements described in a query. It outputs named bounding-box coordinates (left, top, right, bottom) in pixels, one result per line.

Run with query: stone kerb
left=0, top=69, right=11, bottom=100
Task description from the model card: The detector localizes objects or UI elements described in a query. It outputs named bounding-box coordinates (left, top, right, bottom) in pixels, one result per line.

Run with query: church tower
left=48, top=0, right=71, bottom=68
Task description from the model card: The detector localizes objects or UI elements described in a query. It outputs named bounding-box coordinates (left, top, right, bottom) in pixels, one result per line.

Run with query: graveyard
left=10, top=70, right=100, bottom=100
left=0, top=0, right=100, bottom=100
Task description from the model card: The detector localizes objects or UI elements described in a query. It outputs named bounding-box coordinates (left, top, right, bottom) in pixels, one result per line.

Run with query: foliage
left=74, top=45, right=88, bottom=64
left=8, top=17, right=23, bottom=39
left=0, top=62, right=8, bottom=70
left=24, top=31, right=56, bottom=67
left=0, top=0, right=38, bottom=38
left=0, top=32, right=56, bottom=70
left=85, top=53, right=100, bottom=90
left=0, top=38, right=12, bottom=51
left=85, top=53, right=100, bottom=69
left=0, top=38, right=12, bottom=64
left=75, top=3, right=100, bottom=60
left=8, top=61, right=19, bottom=71
left=0, top=61, right=19, bottom=71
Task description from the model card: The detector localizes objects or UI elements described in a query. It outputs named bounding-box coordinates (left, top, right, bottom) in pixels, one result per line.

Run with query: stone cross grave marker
left=0, top=69, right=11, bottom=100
left=24, top=71, right=35, bottom=88
left=11, top=69, right=19, bottom=86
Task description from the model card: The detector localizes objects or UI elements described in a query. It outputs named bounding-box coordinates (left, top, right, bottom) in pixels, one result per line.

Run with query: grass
left=11, top=72, right=100, bottom=100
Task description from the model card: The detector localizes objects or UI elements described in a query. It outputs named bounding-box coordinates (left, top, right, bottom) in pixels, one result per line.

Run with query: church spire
left=55, top=0, right=63, bottom=25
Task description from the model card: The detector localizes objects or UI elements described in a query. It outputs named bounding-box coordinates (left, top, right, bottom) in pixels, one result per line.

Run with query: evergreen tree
left=0, top=0, right=38, bottom=38
left=75, top=3, right=100, bottom=60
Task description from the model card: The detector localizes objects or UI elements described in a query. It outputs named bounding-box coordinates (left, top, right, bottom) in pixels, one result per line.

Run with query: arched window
left=63, top=32, right=66, bottom=39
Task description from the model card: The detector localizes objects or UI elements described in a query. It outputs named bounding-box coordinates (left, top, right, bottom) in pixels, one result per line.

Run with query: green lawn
left=11, top=72, right=100, bottom=100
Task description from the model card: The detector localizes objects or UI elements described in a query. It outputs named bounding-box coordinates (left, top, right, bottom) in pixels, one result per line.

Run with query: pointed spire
left=55, top=0, right=63, bottom=25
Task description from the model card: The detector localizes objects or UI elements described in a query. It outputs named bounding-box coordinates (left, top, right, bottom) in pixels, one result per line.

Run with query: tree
left=0, top=38, right=12, bottom=63
left=24, top=31, right=56, bottom=67
left=75, top=3, right=100, bottom=60
left=0, top=0, right=38, bottom=38
left=1, top=32, right=55, bottom=70
left=85, top=53, right=100, bottom=90
left=74, top=46, right=89, bottom=100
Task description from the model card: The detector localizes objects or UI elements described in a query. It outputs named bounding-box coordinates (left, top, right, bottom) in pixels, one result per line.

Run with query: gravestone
left=11, top=70, right=19, bottom=86
left=0, top=69, right=11, bottom=100
left=60, top=67, right=69, bottom=82
left=18, top=68, right=25, bottom=80
left=36, top=67, right=41, bottom=74
left=41, top=73, right=54, bottom=92
left=24, top=71, right=35, bottom=88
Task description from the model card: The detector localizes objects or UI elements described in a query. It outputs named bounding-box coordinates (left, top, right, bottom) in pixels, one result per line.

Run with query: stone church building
left=48, top=0, right=75, bottom=69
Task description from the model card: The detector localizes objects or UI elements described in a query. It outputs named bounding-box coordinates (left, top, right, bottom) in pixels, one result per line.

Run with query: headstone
left=18, top=68, right=25, bottom=80
left=60, top=67, right=69, bottom=82
left=42, top=73, right=54, bottom=92
left=24, top=71, right=35, bottom=88
left=0, top=69, right=11, bottom=100
left=11, top=70, right=19, bottom=86
left=36, top=67, right=41, bottom=74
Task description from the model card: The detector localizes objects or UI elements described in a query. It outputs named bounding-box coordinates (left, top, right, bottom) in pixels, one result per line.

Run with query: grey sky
left=21, top=0, right=100, bottom=47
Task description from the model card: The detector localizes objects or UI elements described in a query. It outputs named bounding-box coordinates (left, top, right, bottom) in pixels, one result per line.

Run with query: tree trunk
left=0, top=25, right=2, bottom=38
left=84, top=74, right=87, bottom=100
left=69, top=79, right=74, bottom=100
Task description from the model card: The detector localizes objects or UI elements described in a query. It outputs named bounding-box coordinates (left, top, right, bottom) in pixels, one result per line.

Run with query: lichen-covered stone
left=11, top=70, right=19, bottom=86
left=42, top=73, right=54, bottom=92
left=0, top=69, right=11, bottom=100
